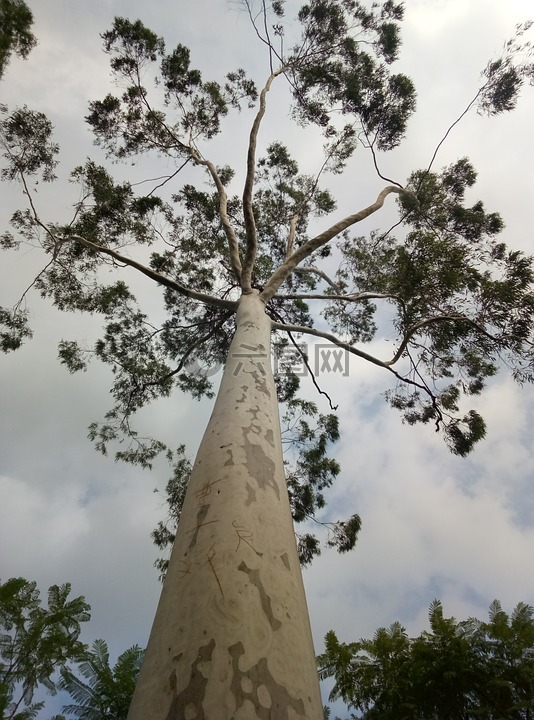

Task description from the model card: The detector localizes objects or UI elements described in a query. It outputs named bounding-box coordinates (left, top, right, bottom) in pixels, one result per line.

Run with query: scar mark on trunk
left=238, top=561, right=281, bottom=631
left=165, top=639, right=215, bottom=720
left=246, top=406, right=260, bottom=421
left=280, top=553, right=291, bottom=571
left=233, top=521, right=263, bottom=557
left=194, top=479, right=221, bottom=503
left=228, top=641, right=306, bottom=719
left=206, top=544, right=224, bottom=598
left=177, top=559, right=194, bottom=578
left=223, top=449, right=235, bottom=466
left=264, top=429, right=274, bottom=447
left=188, top=504, right=216, bottom=549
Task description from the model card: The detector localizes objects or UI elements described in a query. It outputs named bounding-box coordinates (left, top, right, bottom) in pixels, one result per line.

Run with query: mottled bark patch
left=228, top=641, right=306, bottom=719
left=238, top=561, right=281, bottom=631
left=165, top=639, right=215, bottom=720
left=264, top=429, right=274, bottom=447
left=243, top=427, right=279, bottom=499
left=250, top=369, right=270, bottom=396
left=245, top=481, right=256, bottom=505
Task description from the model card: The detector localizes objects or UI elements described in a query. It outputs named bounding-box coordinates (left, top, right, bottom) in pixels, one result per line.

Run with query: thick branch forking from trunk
left=68, top=235, right=237, bottom=310
left=260, top=185, right=404, bottom=303
left=241, top=69, right=284, bottom=292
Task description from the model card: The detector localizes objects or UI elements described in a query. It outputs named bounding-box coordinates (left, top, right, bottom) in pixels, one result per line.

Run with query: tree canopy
left=318, top=599, right=534, bottom=719
left=1, top=2, right=533, bottom=568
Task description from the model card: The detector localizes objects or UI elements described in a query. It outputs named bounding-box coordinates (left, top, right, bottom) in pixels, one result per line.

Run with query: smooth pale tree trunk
left=128, top=291, right=323, bottom=720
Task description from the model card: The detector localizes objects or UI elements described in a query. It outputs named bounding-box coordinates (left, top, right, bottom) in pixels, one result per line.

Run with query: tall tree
left=1, top=2, right=533, bottom=718
left=0, top=577, right=90, bottom=720
left=58, top=640, right=144, bottom=720
left=318, top=599, right=534, bottom=719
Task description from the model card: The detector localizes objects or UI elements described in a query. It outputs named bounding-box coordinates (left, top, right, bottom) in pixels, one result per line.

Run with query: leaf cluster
left=284, top=0, right=416, bottom=149
left=86, top=17, right=257, bottom=160
left=0, top=104, right=58, bottom=182
left=58, top=639, right=144, bottom=720
left=0, top=0, right=36, bottom=80
left=325, top=157, right=534, bottom=455
left=319, top=599, right=534, bottom=719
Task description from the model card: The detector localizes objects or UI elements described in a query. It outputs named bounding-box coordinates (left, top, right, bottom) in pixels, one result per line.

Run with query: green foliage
left=58, top=639, right=144, bottom=720
left=0, top=105, right=59, bottom=182
left=0, top=306, right=32, bottom=352
left=318, top=599, right=534, bottom=719
left=288, top=0, right=416, bottom=149
left=86, top=17, right=257, bottom=160
left=478, top=22, right=534, bottom=116
left=0, top=578, right=90, bottom=720
left=328, top=156, right=534, bottom=455
left=0, top=0, right=36, bottom=80
left=1, top=2, right=533, bottom=570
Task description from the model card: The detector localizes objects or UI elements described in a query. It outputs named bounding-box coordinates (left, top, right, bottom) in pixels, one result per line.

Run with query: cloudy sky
left=1, top=1, right=533, bottom=717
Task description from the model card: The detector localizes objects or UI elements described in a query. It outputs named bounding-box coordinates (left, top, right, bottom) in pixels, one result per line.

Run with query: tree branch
left=261, top=185, right=405, bottom=303
left=241, top=68, right=284, bottom=292
left=270, top=320, right=390, bottom=370
left=273, top=291, right=398, bottom=303
left=271, top=319, right=444, bottom=413
left=293, top=265, right=341, bottom=291
left=191, top=150, right=242, bottom=282
left=389, top=314, right=474, bottom=365
left=68, top=235, right=238, bottom=310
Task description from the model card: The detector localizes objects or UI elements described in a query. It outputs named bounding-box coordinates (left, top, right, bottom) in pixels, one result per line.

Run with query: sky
left=1, top=1, right=533, bottom=717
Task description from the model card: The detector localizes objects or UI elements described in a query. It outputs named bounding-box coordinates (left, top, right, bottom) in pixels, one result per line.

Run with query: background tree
left=1, top=1, right=533, bottom=718
left=57, top=640, right=144, bottom=720
left=0, top=0, right=36, bottom=80
left=318, top=599, right=534, bottom=719
left=0, top=577, right=90, bottom=720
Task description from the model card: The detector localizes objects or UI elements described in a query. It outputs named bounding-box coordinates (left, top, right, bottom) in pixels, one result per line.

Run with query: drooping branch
left=68, top=235, right=237, bottom=310
left=261, top=186, right=405, bottom=303
left=130, top=310, right=233, bottom=399
left=271, top=318, right=444, bottom=420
